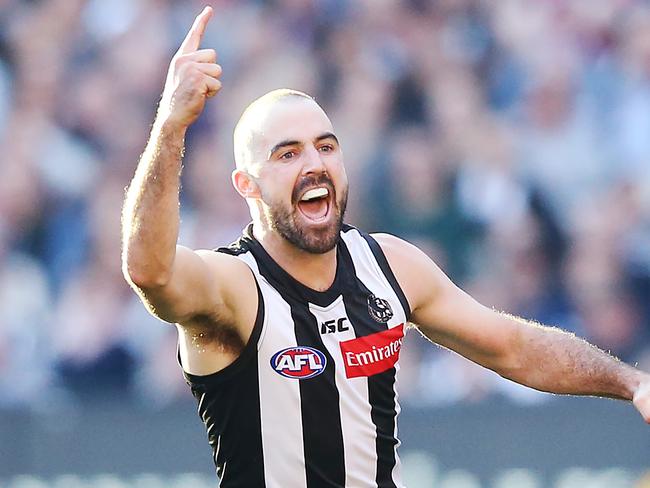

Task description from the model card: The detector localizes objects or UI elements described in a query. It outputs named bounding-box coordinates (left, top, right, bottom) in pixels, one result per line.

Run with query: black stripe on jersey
left=358, top=231, right=411, bottom=321
left=338, top=239, right=399, bottom=488
left=288, top=295, right=346, bottom=488
left=181, top=272, right=266, bottom=487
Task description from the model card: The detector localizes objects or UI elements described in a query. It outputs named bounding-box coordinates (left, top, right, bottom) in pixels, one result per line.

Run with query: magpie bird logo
left=367, top=294, right=393, bottom=323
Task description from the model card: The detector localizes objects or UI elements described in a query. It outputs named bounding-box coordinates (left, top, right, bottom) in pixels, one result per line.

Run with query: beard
left=263, top=175, right=348, bottom=254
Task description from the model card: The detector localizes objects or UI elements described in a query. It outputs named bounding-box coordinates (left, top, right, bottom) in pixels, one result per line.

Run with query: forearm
left=121, top=118, right=187, bottom=287
left=504, top=314, right=643, bottom=401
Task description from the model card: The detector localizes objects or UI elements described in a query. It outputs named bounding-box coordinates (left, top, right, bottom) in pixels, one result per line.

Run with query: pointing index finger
left=179, top=6, right=213, bottom=55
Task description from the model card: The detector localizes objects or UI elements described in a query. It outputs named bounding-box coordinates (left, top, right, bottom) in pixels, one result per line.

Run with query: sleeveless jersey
left=181, top=223, right=411, bottom=488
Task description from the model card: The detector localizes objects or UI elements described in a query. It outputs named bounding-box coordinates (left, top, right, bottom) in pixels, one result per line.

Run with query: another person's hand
left=159, top=6, right=221, bottom=127
left=633, top=375, right=650, bottom=423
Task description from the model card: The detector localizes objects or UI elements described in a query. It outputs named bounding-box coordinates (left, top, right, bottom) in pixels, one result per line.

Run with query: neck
left=252, top=223, right=337, bottom=292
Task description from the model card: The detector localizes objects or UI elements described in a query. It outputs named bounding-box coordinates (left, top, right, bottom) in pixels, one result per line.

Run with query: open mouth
left=296, top=186, right=332, bottom=223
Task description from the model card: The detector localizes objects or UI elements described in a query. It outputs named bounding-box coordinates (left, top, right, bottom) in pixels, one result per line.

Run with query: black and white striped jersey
left=181, top=223, right=411, bottom=488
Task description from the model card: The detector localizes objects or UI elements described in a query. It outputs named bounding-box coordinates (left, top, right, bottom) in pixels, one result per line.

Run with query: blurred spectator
left=1, top=0, right=649, bottom=409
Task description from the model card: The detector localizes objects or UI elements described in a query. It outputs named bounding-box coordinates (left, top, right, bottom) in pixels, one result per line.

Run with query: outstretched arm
left=376, top=233, right=650, bottom=422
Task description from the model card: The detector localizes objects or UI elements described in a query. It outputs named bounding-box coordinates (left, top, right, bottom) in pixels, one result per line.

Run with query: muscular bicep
left=375, top=234, right=520, bottom=373
left=130, top=245, right=240, bottom=325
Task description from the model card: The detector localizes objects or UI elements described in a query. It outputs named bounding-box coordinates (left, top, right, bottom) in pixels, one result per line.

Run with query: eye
left=280, top=150, right=296, bottom=160
left=319, top=144, right=334, bottom=153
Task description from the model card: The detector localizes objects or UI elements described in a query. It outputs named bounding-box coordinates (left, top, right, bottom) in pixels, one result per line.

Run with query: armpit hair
left=183, top=313, right=246, bottom=355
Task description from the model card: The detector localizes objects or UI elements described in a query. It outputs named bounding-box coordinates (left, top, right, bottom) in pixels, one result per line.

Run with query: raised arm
left=121, top=7, right=247, bottom=327
left=375, top=233, right=650, bottom=423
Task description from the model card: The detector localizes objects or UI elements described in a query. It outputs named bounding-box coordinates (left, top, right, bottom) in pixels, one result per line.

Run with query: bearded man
left=121, top=7, right=650, bottom=488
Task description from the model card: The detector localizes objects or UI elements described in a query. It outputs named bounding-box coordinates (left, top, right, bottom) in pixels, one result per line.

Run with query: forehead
left=253, top=98, right=334, bottom=153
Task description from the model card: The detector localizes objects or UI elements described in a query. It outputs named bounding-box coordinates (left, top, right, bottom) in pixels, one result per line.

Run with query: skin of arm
left=375, top=233, right=650, bottom=422
left=121, top=112, right=231, bottom=323
left=121, top=7, right=257, bottom=375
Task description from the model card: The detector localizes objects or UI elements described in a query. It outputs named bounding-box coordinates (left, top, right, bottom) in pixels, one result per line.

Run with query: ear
left=232, top=168, right=261, bottom=199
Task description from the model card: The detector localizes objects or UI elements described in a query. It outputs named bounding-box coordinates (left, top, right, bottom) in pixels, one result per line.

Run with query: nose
left=301, top=145, right=327, bottom=175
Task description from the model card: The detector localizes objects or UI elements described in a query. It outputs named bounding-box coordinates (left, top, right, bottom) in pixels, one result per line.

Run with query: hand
left=633, top=375, right=650, bottom=423
left=158, top=6, right=222, bottom=128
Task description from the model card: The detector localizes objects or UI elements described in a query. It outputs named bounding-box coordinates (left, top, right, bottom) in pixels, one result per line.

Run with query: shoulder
left=197, top=245, right=257, bottom=284
left=369, top=233, right=449, bottom=313
left=192, top=247, right=259, bottom=321
left=370, top=232, right=430, bottom=267
left=185, top=246, right=255, bottom=287
left=194, top=246, right=251, bottom=270
left=370, top=232, right=411, bottom=250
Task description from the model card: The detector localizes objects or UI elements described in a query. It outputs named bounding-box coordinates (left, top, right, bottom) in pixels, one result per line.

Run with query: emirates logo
left=339, top=324, right=404, bottom=378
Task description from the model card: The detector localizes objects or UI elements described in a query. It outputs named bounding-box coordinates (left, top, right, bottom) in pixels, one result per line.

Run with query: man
left=121, top=6, right=650, bottom=488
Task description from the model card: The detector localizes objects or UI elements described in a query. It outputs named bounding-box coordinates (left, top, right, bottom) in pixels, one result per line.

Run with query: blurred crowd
left=1, top=0, right=650, bottom=410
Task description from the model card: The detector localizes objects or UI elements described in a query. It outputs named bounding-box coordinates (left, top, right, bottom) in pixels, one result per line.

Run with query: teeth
left=300, top=187, right=329, bottom=201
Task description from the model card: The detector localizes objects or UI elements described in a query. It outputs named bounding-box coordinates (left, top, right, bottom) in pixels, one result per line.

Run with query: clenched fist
left=158, top=6, right=222, bottom=128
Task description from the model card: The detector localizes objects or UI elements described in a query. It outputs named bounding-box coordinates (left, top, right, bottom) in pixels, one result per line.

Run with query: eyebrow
left=267, top=132, right=340, bottom=159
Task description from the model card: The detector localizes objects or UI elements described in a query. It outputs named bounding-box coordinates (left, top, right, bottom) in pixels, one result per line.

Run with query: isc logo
left=271, top=346, right=327, bottom=379
left=320, top=317, right=349, bottom=334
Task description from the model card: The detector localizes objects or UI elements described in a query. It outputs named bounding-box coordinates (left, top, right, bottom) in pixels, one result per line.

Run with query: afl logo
left=367, top=294, right=394, bottom=323
left=271, top=346, right=327, bottom=379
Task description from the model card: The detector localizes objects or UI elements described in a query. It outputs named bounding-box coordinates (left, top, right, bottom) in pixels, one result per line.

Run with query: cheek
left=258, top=173, right=297, bottom=205
left=329, top=160, right=348, bottom=189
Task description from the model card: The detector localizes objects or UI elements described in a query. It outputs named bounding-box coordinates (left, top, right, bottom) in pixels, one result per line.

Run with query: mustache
left=292, top=174, right=335, bottom=204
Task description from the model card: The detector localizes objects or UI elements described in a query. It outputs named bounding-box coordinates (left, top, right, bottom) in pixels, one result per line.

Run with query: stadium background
left=1, top=0, right=649, bottom=486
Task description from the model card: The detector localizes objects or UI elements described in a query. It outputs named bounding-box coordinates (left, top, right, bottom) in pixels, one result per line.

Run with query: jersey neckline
left=242, top=222, right=354, bottom=307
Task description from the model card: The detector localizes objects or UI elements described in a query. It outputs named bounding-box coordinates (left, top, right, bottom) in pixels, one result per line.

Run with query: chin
left=266, top=190, right=348, bottom=254
left=291, top=217, right=342, bottom=254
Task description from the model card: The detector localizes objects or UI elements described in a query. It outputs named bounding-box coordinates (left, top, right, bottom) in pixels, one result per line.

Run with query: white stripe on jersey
left=237, top=252, right=308, bottom=488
